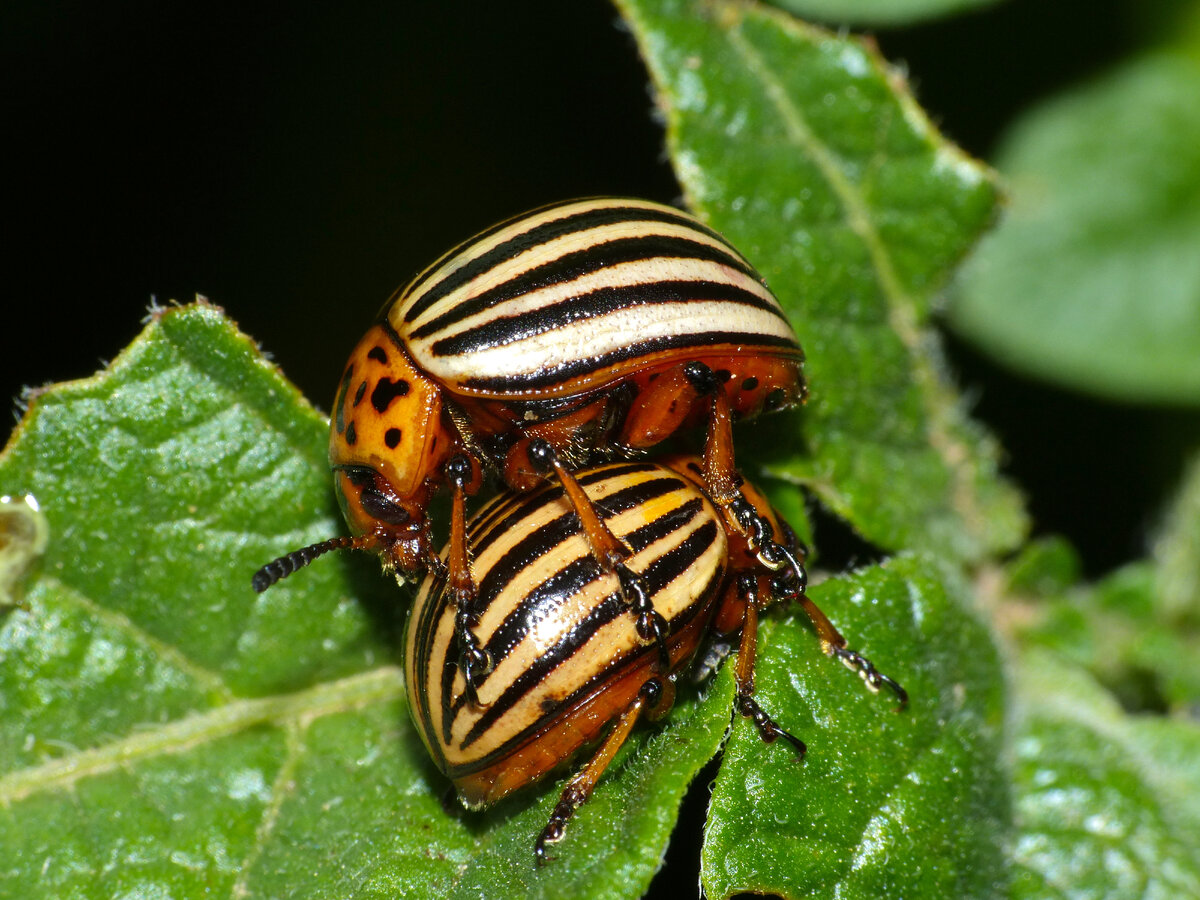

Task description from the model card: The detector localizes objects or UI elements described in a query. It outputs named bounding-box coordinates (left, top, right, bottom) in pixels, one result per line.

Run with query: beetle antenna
left=252, top=535, right=377, bottom=592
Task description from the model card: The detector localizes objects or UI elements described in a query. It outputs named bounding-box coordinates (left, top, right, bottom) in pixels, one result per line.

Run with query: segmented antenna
left=252, top=535, right=372, bottom=592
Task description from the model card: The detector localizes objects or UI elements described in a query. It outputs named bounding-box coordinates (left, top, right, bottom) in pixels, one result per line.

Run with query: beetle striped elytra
left=253, top=198, right=807, bottom=695
left=405, top=455, right=906, bottom=863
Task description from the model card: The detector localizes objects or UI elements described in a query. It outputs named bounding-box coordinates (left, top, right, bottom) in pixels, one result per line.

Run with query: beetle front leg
left=525, top=439, right=671, bottom=672
left=445, top=455, right=491, bottom=704
left=618, top=360, right=741, bottom=504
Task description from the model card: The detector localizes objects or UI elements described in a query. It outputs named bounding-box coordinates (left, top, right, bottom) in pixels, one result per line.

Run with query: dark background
left=2, top=1, right=1176, bottom=572
left=2, top=0, right=1189, bottom=891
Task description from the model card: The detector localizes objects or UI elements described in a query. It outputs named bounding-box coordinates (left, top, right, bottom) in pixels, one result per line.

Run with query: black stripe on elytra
left=401, top=203, right=732, bottom=324
left=445, top=553, right=607, bottom=727
left=575, top=460, right=661, bottom=486
left=459, top=586, right=625, bottom=748
left=457, top=519, right=721, bottom=752
left=428, top=279, right=788, bottom=359
left=395, top=199, right=590, bottom=307
left=469, top=488, right=701, bottom=697
left=459, top=330, right=802, bottom=394
left=468, top=461, right=663, bottom=561
left=622, top=497, right=706, bottom=554
left=474, top=510, right=583, bottom=607
left=474, top=471, right=687, bottom=598
left=469, top=486, right=570, bottom=562
left=406, top=571, right=460, bottom=752
left=408, top=233, right=756, bottom=341
left=586, top=475, right=688, bottom=520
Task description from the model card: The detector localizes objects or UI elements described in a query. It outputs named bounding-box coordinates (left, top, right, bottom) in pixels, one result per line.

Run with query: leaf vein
left=0, top=666, right=404, bottom=805
left=723, top=8, right=989, bottom=546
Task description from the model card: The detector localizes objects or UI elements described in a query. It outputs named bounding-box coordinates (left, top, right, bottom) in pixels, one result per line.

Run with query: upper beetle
left=254, top=198, right=806, bottom=689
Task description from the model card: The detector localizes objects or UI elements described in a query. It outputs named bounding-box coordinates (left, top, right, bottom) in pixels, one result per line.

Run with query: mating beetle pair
left=253, top=198, right=905, bottom=861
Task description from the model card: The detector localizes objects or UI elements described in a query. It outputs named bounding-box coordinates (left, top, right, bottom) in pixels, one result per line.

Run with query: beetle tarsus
left=617, top=563, right=670, bottom=670
left=831, top=645, right=909, bottom=710
left=535, top=785, right=587, bottom=866
left=454, top=593, right=493, bottom=706
left=737, top=694, right=806, bottom=758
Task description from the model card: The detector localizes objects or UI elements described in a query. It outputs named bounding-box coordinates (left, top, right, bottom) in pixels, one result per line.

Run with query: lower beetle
left=404, top=456, right=906, bottom=862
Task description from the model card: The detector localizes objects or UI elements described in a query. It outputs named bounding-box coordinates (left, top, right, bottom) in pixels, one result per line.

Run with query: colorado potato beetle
left=254, top=198, right=806, bottom=694
left=406, top=456, right=906, bottom=862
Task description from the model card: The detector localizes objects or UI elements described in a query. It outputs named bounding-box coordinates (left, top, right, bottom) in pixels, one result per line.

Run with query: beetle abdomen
left=389, top=198, right=801, bottom=398
left=405, top=459, right=728, bottom=807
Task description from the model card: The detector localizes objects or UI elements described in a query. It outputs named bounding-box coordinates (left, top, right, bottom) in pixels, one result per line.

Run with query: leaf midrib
left=0, top=664, right=404, bottom=805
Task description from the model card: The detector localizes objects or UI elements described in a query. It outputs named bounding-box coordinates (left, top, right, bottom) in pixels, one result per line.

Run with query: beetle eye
left=343, top=466, right=375, bottom=487
left=360, top=486, right=410, bottom=526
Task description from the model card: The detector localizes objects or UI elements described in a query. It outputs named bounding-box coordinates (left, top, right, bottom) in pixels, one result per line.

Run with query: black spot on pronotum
left=346, top=421, right=358, bottom=446
left=741, top=376, right=759, bottom=392
left=334, top=367, right=353, bottom=435
left=368, top=346, right=388, bottom=364
left=764, top=387, right=787, bottom=411
left=715, top=369, right=733, bottom=383
left=354, top=380, right=368, bottom=407
left=385, top=428, right=403, bottom=449
left=371, top=377, right=411, bottom=413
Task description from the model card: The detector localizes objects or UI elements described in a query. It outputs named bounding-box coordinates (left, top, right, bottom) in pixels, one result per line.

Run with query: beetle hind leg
left=737, top=507, right=909, bottom=711
left=534, top=677, right=669, bottom=865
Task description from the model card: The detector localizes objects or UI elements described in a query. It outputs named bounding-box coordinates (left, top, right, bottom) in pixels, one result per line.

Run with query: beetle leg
left=731, top=573, right=806, bottom=756
left=729, top=497, right=909, bottom=711
left=617, top=360, right=724, bottom=450
left=617, top=359, right=742, bottom=506
left=535, top=677, right=669, bottom=865
left=446, top=455, right=491, bottom=704
left=526, top=439, right=671, bottom=671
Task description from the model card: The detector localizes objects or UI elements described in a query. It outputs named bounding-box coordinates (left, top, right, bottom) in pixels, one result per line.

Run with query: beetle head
left=250, top=323, right=463, bottom=593
left=327, top=323, right=461, bottom=574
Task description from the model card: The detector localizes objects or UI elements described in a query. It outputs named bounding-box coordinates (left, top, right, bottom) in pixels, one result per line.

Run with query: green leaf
left=0, top=304, right=730, bottom=898
left=703, top=554, right=1008, bottom=899
left=951, top=52, right=1200, bottom=404
left=1011, top=454, right=1200, bottom=713
left=767, top=0, right=1002, bottom=28
left=1010, top=650, right=1200, bottom=899
left=618, top=0, right=1026, bottom=563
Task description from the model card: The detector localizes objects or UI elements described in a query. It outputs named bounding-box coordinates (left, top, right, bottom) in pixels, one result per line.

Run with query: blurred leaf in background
left=771, top=0, right=1001, bottom=27
left=950, top=51, right=1200, bottom=404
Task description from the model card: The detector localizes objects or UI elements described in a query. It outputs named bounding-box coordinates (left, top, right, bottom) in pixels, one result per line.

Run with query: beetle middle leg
left=523, top=438, right=671, bottom=671
left=618, top=360, right=741, bottom=504
left=729, top=573, right=806, bottom=756
left=728, top=496, right=909, bottom=710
